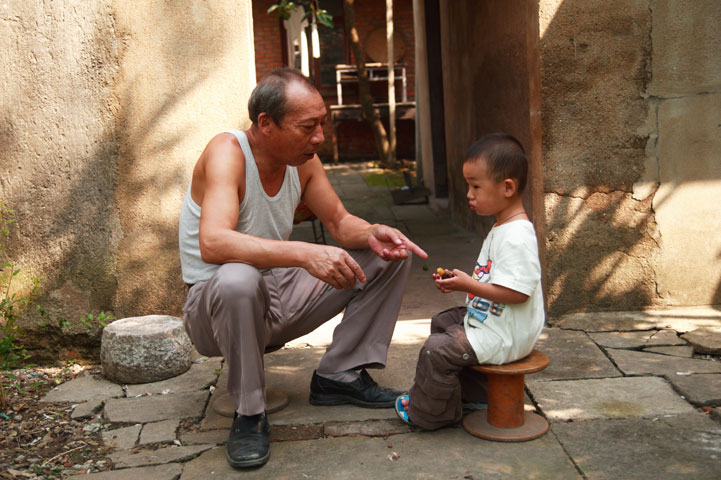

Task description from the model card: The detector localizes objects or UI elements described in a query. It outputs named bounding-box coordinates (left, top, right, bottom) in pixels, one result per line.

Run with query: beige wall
left=414, top=0, right=721, bottom=317
left=412, top=0, right=435, bottom=203
left=645, top=0, right=721, bottom=306
left=541, top=0, right=721, bottom=314
left=1, top=0, right=255, bottom=358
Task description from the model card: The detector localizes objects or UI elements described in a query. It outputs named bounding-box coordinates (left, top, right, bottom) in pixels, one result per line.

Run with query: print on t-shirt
left=466, top=258, right=506, bottom=324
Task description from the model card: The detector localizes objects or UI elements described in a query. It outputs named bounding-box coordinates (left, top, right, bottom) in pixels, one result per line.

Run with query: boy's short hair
left=464, top=133, right=528, bottom=194
left=248, top=68, right=318, bottom=126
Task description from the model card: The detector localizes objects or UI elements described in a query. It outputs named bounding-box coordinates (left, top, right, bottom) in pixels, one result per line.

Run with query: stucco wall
left=413, top=0, right=720, bottom=317
left=1, top=1, right=122, bottom=342
left=541, top=0, right=721, bottom=315
left=645, top=0, right=721, bottom=306
left=1, top=0, right=255, bottom=358
left=540, top=0, right=657, bottom=315
left=439, top=0, right=541, bottom=234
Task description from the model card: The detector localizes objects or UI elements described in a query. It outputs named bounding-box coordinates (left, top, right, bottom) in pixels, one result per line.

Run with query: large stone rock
left=681, top=327, right=721, bottom=355
left=532, top=328, right=621, bottom=381
left=552, top=415, right=721, bottom=480
left=101, top=315, right=192, bottom=384
left=529, top=377, right=695, bottom=422
left=606, top=348, right=721, bottom=377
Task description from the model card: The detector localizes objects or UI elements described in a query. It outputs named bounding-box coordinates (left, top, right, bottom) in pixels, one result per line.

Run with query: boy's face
left=462, top=157, right=511, bottom=216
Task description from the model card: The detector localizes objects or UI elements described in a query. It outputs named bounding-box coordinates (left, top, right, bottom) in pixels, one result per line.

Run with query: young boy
left=396, top=133, right=544, bottom=430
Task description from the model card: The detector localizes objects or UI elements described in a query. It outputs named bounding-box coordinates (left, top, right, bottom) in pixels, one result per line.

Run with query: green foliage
left=0, top=204, right=114, bottom=410
left=268, top=0, right=334, bottom=28
left=79, top=311, right=112, bottom=329
left=0, top=205, right=32, bottom=372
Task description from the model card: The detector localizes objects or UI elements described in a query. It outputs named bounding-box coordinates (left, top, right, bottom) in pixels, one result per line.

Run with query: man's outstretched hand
left=368, top=224, right=428, bottom=262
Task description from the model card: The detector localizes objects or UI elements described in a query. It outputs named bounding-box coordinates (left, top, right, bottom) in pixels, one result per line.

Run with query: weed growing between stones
left=0, top=204, right=115, bottom=410
left=0, top=204, right=34, bottom=410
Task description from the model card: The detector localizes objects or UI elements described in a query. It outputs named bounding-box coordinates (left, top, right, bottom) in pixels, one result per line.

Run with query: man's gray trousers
left=182, top=249, right=412, bottom=416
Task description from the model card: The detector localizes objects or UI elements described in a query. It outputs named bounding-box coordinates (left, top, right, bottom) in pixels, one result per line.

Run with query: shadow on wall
left=541, top=0, right=721, bottom=316
left=105, top=1, right=236, bottom=318
left=540, top=0, right=655, bottom=316
left=1, top=3, right=231, bottom=360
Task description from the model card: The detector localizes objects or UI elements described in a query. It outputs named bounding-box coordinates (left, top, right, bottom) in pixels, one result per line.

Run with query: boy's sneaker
left=394, top=394, right=417, bottom=427
left=462, top=401, right=488, bottom=413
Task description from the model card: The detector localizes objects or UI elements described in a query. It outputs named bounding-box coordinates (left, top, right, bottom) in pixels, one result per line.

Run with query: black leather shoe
left=226, top=412, right=270, bottom=468
left=309, top=369, right=402, bottom=408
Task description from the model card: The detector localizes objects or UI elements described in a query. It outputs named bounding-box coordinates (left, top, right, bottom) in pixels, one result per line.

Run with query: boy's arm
left=434, top=270, right=529, bottom=304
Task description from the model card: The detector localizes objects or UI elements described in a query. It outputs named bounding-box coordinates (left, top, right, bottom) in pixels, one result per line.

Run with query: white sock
left=317, top=369, right=360, bottom=383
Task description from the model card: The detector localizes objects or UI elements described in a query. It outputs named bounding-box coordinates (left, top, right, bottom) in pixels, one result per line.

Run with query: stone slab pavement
left=36, top=164, right=721, bottom=479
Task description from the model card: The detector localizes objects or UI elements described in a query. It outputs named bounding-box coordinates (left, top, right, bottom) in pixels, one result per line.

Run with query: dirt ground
left=0, top=364, right=112, bottom=479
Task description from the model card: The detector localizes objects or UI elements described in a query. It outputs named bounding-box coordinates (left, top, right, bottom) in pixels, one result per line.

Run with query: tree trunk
left=342, top=0, right=393, bottom=167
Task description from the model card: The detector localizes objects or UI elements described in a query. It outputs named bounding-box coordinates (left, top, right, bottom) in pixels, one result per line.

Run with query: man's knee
left=211, top=263, right=265, bottom=302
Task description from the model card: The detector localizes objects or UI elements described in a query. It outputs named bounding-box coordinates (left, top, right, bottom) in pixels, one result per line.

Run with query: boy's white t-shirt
left=463, top=219, right=545, bottom=365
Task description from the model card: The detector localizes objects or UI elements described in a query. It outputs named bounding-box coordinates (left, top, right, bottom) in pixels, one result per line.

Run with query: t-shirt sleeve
left=489, top=228, right=541, bottom=297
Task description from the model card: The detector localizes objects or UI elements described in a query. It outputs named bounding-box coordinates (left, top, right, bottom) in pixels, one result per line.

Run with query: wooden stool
left=212, top=345, right=290, bottom=417
left=212, top=389, right=289, bottom=417
left=463, top=349, right=549, bottom=442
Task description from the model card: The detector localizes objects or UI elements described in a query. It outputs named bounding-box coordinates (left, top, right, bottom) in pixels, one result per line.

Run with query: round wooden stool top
left=470, top=349, right=549, bottom=376
left=212, top=389, right=289, bottom=417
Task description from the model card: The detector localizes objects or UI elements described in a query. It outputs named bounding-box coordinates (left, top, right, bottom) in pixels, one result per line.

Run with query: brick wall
left=253, top=0, right=285, bottom=81
left=252, top=0, right=416, bottom=161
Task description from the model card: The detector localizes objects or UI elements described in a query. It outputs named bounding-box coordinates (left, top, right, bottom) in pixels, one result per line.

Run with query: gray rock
left=101, top=424, right=141, bottom=450
left=78, top=463, right=183, bottom=480
left=606, top=348, right=721, bottom=376
left=589, top=330, right=655, bottom=349
left=179, top=430, right=580, bottom=480
left=71, top=398, right=104, bottom=419
left=109, top=444, right=214, bottom=469
left=647, top=329, right=688, bottom=346
left=179, top=429, right=228, bottom=446
left=324, top=419, right=412, bottom=437
left=642, top=345, right=695, bottom=358
left=529, top=376, right=695, bottom=422
left=666, top=373, right=721, bottom=407
left=681, top=327, right=721, bottom=355
left=139, top=419, right=179, bottom=445
left=552, top=307, right=721, bottom=333
left=590, top=330, right=687, bottom=349
left=532, top=328, right=621, bottom=380
left=552, top=415, right=721, bottom=479
left=104, top=390, right=208, bottom=424
left=125, top=356, right=221, bottom=397
left=41, top=374, right=123, bottom=403
left=101, top=315, right=192, bottom=384
left=712, top=407, right=721, bottom=423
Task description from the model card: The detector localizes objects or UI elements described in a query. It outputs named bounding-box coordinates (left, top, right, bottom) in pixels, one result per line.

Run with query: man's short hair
left=248, top=68, right=318, bottom=125
left=464, top=133, right=528, bottom=194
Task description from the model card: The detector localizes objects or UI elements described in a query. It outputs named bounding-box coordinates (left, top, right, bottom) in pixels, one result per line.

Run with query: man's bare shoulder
left=199, top=133, right=245, bottom=175
left=205, top=132, right=243, bottom=160
left=191, top=132, right=245, bottom=204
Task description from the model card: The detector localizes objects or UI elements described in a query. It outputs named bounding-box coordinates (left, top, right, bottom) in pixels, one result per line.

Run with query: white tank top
left=178, top=130, right=302, bottom=284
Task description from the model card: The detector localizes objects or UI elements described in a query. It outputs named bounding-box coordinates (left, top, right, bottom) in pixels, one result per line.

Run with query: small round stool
left=212, top=345, right=290, bottom=417
left=463, top=349, right=549, bottom=442
left=212, top=389, right=289, bottom=417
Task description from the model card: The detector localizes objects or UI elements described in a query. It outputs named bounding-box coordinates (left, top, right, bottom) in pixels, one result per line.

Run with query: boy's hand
left=432, top=269, right=472, bottom=293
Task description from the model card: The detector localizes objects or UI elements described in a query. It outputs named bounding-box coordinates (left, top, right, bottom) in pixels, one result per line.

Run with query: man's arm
left=197, top=138, right=367, bottom=289
left=300, top=158, right=428, bottom=261
left=197, top=135, right=307, bottom=268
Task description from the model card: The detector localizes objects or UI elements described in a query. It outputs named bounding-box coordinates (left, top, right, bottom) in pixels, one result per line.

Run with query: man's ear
left=503, top=178, right=517, bottom=197
left=257, top=112, right=275, bottom=135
